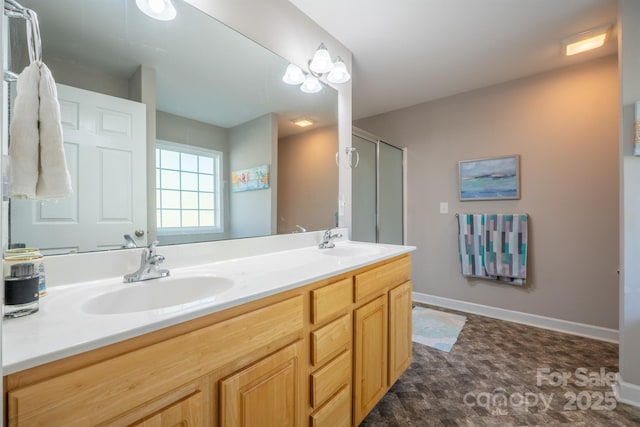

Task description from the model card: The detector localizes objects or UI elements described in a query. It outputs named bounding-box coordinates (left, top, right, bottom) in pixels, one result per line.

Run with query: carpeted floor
left=360, top=304, right=640, bottom=426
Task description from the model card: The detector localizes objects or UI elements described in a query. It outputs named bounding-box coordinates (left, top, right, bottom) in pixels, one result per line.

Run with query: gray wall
left=156, top=110, right=231, bottom=243
left=229, top=113, right=277, bottom=238
left=278, top=126, right=338, bottom=234
left=45, top=55, right=129, bottom=99
left=356, top=55, right=619, bottom=329
left=618, top=0, right=640, bottom=399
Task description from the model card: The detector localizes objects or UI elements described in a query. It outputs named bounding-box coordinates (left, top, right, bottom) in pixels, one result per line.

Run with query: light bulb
left=136, top=0, right=177, bottom=20
left=327, top=57, right=350, bottom=84
left=282, top=64, right=305, bottom=85
left=300, top=75, right=322, bottom=93
left=309, top=43, right=334, bottom=74
left=149, top=0, right=165, bottom=13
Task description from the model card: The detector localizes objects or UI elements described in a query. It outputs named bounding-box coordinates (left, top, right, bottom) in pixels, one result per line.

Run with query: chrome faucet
left=319, top=228, right=343, bottom=249
left=123, top=241, right=170, bottom=283
left=122, top=234, right=137, bottom=248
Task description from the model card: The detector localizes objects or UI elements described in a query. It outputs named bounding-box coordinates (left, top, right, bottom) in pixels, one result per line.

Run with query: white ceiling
left=289, top=0, right=618, bottom=119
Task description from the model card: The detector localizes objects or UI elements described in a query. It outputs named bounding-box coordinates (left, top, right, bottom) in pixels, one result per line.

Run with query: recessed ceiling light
left=293, top=119, right=314, bottom=127
left=563, top=25, right=611, bottom=56
left=136, top=0, right=177, bottom=21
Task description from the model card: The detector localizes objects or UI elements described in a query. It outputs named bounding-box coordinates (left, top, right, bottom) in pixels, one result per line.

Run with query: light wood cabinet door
left=389, top=281, right=413, bottom=386
left=220, top=340, right=303, bottom=427
left=6, top=297, right=302, bottom=427
left=131, top=390, right=204, bottom=427
left=353, top=295, right=388, bottom=425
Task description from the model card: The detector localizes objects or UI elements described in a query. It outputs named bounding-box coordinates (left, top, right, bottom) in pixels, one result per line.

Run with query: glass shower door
left=351, top=132, right=404, bottom=244
left=352, top=134, right=377, bottom=243
left=378, top=142, right=403, bottom=245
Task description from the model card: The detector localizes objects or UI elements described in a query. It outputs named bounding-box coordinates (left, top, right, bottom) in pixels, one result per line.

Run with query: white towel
left=8, top=61, right=72, bottom=200
left=8, top=62, right=40, bottom=199
left=35, top=62, right=72, bottom=199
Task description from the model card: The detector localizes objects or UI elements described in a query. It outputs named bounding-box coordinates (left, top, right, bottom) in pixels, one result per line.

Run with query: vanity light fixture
left=300, top=75, right=322, bottom=93
left=309, top=43, right=333, bottom=74
left=282, top=64, right=305, bottom=85
left=293, top=118, right=314, bottom=127
left=327, top=57, right=351, bottom=84
left=136, top=0, right=177, bottom=21
left=282, top=43, right=351, bottom=93
left=563, top=25, right=611, bottom=56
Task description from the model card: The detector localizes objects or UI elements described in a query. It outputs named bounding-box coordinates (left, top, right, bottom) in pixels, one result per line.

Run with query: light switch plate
left=439, top=202, right=448, bottom=214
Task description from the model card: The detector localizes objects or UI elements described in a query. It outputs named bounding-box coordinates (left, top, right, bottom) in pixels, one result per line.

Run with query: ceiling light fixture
left=282, top=43, right=351, bottom=93
left=563, top=25, right=611, bottom=56
left=136, top=0, right=177, bottom=21
left=293, top=118, right=314, bottom=127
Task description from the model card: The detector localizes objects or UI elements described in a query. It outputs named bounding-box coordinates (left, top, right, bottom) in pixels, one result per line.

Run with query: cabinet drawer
left=310, top=385, right=351, bottom=427
left=311, top=277, right=352, bottom=325
left=354, top=255, right=411, bottom=302
left=311, top=315, right=350, bottom=367
left=310, top=351, right=351, bottom=408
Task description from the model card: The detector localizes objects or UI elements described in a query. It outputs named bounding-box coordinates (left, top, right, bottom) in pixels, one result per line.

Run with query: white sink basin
left=82, top=275, right=235, bottom=315
left=320, top=243, right=384, bottom=258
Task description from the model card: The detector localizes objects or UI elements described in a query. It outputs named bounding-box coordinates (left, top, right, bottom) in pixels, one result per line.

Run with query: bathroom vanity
left=3, top=237, right=414, bottom=426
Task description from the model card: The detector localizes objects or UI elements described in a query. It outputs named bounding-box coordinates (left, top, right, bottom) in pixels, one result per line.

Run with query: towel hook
left=3, top=0, right=42, bottom=64
left=26, top=9, right=42, bottom=63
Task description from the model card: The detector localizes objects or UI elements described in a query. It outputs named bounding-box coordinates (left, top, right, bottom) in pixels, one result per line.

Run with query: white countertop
left=3, top=240, right=414, bottom=375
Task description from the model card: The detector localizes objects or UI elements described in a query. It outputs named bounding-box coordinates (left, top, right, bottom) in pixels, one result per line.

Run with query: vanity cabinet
left=5, top=296, right=303, bottom=426
left=388, top=281, right=413, bottom=384
left=3, top=255, right=412, bottom=427
left=130, top=387, right=205, bottom=427
left=353, top=256, right=412, bottom=425
left=354, top=295, right=388, bottom=423
left=220, top=341, right=304, bottom=427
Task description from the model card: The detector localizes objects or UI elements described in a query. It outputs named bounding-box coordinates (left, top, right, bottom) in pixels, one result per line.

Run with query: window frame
left=155, top=140, right=224, bottom=235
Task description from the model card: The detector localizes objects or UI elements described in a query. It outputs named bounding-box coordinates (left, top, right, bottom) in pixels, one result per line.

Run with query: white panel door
left=10, top=84, right=147, bottom=254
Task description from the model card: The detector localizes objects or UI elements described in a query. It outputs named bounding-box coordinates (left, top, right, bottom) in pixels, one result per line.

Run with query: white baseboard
left=412, top=292, right=618, bottom=343
left=614, top=373, right=640, bottom=408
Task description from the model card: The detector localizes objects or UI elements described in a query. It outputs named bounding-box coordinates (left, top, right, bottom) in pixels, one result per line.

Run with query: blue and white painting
left=459, top=155, right=520, bottom=200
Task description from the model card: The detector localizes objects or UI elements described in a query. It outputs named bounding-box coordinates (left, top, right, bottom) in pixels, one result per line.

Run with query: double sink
left=4, top=238, right=412, bottom=374
left=78, top=241, right=385, bottom=315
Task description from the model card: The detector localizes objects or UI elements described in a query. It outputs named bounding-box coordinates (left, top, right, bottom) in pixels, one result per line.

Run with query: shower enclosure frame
left=352, top=126, right=407, bottom=245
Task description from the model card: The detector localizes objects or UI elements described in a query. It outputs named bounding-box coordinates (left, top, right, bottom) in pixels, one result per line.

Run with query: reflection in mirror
left=4, top=0, right=339, bottom=255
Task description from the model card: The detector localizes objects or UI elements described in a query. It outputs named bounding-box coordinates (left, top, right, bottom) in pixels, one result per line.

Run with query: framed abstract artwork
left=231, top=165, right=270, bottom=192
left=458, top=155, right=520, bottom=201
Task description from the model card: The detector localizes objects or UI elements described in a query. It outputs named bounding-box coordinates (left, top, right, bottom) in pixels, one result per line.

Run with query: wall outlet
left=439, top=202, right=449, bottom=214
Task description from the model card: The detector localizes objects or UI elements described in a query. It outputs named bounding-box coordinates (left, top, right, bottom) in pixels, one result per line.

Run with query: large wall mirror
left=4, top=0, right=339, bottom=255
